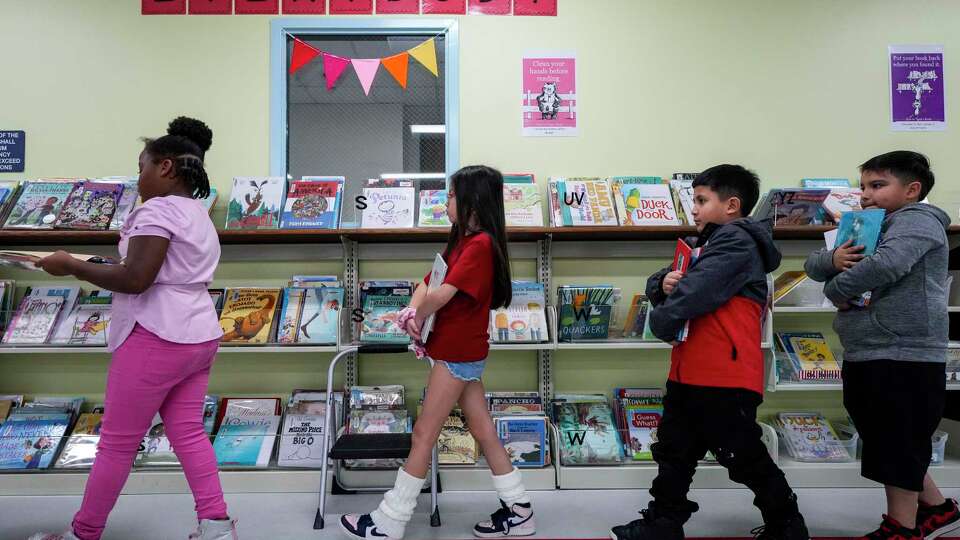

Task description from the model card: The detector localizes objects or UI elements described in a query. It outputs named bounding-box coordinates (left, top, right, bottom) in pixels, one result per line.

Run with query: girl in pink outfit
left=30, top=117, right=238, bottom=540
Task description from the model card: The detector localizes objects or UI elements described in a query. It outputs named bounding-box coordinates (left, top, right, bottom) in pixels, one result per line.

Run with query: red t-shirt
left=424, top=233, right=494, bottom=362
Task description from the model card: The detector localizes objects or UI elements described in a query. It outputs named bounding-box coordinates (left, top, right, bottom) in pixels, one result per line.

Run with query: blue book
left=801, top=178, right=851, bottom=188
left=836, top=208, right=885, bottom=256
left=0, top=416, right=70, bottom=469
left=298, top=287, right=344, bottom=344
left=280, top=177, right=344, bottom=229
left=213, top=416, right=281, bottom=467
left=496, top=416, right=547, bottom=468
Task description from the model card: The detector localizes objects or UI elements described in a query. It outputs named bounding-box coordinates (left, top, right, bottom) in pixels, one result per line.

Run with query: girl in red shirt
left=341, top=166, right=535, bottom=540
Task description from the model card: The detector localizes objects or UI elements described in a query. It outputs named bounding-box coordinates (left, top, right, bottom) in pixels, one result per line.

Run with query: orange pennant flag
left=381, top=53, right=410, bottom=89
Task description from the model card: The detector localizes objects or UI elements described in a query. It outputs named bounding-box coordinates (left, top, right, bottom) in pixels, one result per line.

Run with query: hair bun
left=167, top=116, right=213, bottom=153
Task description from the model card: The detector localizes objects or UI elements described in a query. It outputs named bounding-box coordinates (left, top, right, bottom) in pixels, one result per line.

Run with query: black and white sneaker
left=340, top=514, right=395, bottom=540
left=473, top=500, right=536, bottom=538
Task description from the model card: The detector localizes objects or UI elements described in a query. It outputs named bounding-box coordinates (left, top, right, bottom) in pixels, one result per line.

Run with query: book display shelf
left=3, top=222, right=960, bottom=497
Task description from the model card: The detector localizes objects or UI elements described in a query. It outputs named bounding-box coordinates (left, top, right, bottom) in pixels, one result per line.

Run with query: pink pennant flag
left=351, top=58, right=381, bottom=96
left=322, top=52, right=351, bottom=91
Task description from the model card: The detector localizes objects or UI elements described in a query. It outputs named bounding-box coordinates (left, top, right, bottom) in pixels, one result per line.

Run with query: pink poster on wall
left=422, top=0, right=466, bottom=14
left=522, top=52, right=577, bottom=137
left=468, top=0, right=510, bottom=15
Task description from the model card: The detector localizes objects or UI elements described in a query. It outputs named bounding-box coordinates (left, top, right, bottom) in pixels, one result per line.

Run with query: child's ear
left=726, top=196, right=742, bottom=216
left=906, top=180, right=923, bottom=200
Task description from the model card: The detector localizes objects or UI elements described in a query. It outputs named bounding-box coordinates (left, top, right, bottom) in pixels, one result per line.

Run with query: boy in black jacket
left=610, top=165, right=808, bottom=540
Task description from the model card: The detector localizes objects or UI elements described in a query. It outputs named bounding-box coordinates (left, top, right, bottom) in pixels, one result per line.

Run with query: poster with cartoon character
left=889, top=45, right=945, bottom=131
left=522, top=51, right=578, bottom=136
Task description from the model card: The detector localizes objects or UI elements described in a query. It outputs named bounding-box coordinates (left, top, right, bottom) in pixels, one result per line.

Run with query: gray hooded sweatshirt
left=804, top=202, right=951, bottom=363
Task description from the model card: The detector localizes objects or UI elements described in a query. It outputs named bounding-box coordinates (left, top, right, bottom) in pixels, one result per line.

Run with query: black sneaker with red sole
left=918, top=498, right=960, bottom=539
left=861, top=514, right=922, bottom=540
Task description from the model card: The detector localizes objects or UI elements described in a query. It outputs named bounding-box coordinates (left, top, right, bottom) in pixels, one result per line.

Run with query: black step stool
left=314, top=345, right=441, bottom=531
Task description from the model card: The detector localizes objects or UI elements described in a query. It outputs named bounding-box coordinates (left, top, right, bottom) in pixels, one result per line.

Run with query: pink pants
left=72, top=324, right=227, bottom=540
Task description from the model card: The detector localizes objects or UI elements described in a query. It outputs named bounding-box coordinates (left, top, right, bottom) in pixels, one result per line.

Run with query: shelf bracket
left=538, top=234, right=554, bottom=401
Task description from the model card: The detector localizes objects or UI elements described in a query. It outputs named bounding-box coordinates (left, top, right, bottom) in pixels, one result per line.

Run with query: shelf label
left=0, top=131, right=24, bottom=173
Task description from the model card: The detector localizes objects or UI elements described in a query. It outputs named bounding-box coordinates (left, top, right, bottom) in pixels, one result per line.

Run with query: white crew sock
left=491, top=467, right=530, bottom=506
left=370, top=468, right=426, bottom=538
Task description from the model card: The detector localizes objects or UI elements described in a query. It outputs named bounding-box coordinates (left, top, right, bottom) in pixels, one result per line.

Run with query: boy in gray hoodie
left=805, top=151, right=956, bottom=540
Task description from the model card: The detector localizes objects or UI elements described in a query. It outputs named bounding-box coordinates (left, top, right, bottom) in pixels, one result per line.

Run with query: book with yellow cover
left=773, top=271, right=808, bottom=303
left=776, top=332, right=841, bottom=380
left=219, top=288, right=282, bottom=344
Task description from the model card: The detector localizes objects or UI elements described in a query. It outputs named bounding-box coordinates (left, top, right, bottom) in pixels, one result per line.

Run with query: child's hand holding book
left=832, top=240, right=865, bottom=271
left=662, top=271, right=684, bottom=295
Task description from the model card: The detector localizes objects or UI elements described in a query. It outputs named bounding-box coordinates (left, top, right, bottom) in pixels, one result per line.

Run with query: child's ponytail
left=141, top=116, right=214, bottom=199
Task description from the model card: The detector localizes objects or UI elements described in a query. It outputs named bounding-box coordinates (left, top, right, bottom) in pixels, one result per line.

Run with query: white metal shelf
left=776, top=381, right=960, bottom=392
left=0, top=464, right=558, bottom=496
left=775, top=305, right=960, bottom=313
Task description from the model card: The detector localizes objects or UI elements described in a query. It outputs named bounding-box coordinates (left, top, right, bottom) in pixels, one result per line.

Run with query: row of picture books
left=2, top=391, right=948, bottom=472
left=220, top=174, right=876, bottom=230
left=0, top=389, right=552, bottom=471
left=0, top=178, right=217, bottom=231
left=0, top=175, right=876, bottom=234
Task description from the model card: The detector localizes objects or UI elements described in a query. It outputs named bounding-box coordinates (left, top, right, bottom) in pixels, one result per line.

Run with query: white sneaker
left=188, top=518, right=239, bottom=540
left=27, top=533, right=80, bottom=540
left=474, top=500, right=536, bottom=537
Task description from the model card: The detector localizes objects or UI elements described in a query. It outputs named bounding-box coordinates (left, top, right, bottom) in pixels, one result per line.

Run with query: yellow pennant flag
left=409, top=38, right=438, bottom=77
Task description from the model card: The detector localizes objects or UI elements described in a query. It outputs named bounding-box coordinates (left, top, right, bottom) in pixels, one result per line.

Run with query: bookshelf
left=3, top=224, right=960, bottom=495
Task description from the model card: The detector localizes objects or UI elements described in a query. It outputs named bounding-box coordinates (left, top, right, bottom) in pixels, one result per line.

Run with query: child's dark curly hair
left=142, top=116, right=213, bottom=199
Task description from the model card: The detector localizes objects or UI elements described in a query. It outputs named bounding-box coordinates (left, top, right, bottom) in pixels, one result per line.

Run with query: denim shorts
left=430, top=358, right=486, bottom=382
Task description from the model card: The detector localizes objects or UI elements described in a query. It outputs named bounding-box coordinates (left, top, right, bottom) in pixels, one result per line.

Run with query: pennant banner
left=382, top=53, right=410, bottom=89
left=322, top=52, right=351, bottom=90
left=352, top=59, right=381, bottom=96
left=289, top=38, right=321, bottom=74
left=290, top=36, right=439, bottom=96
left=409, top=38, right=439, bottom=77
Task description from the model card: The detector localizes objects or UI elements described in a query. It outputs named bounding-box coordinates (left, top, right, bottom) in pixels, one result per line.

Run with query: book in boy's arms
left=2, top=294, right=65, bottom=344
left=54, top=181, right=124, bottom=230
left=360, top=187, right=416, bottom=229
left=611, top=179, right=681, bottom=226
left=834, top=208, right=885, bottom=307
left=218, top=288, right=282, bottom=344
left=496, top=415, right=548, bottom=468
left=0, top=416, right=70, bottom=469
left=557, top=285, right=620, bottom=341
left=753, top=189, right=830, bottom=225
left=775, top=412, right=850, bottom=462
left=225, top=177, right=285, bottom=230
left=280, top=176, right=344, bottom=229
left=672, top=239, right=702, bottom=341
left=296, top=287, right=343, bottom=344
left=773, top=271, right=809, bottom=303
left=801, top=178, right=851, bottom=189
left=553, top=399, right=623, bottom=465
left=548, top=178, right=619, bottom=227
left=417, top=189, right=451, bottom=227
left=421, top=254, right=448, bottom=342
left=213, top=415, right=281, bottom=467
left=277, top=413, right=327, bottom=468
left=775, top=332, right=841, bottom=380
left=3, top=180, right=79, bottom=229
left=821, top=189, right=862, bottom=223
left=503, top=183, right=544, bottom=227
